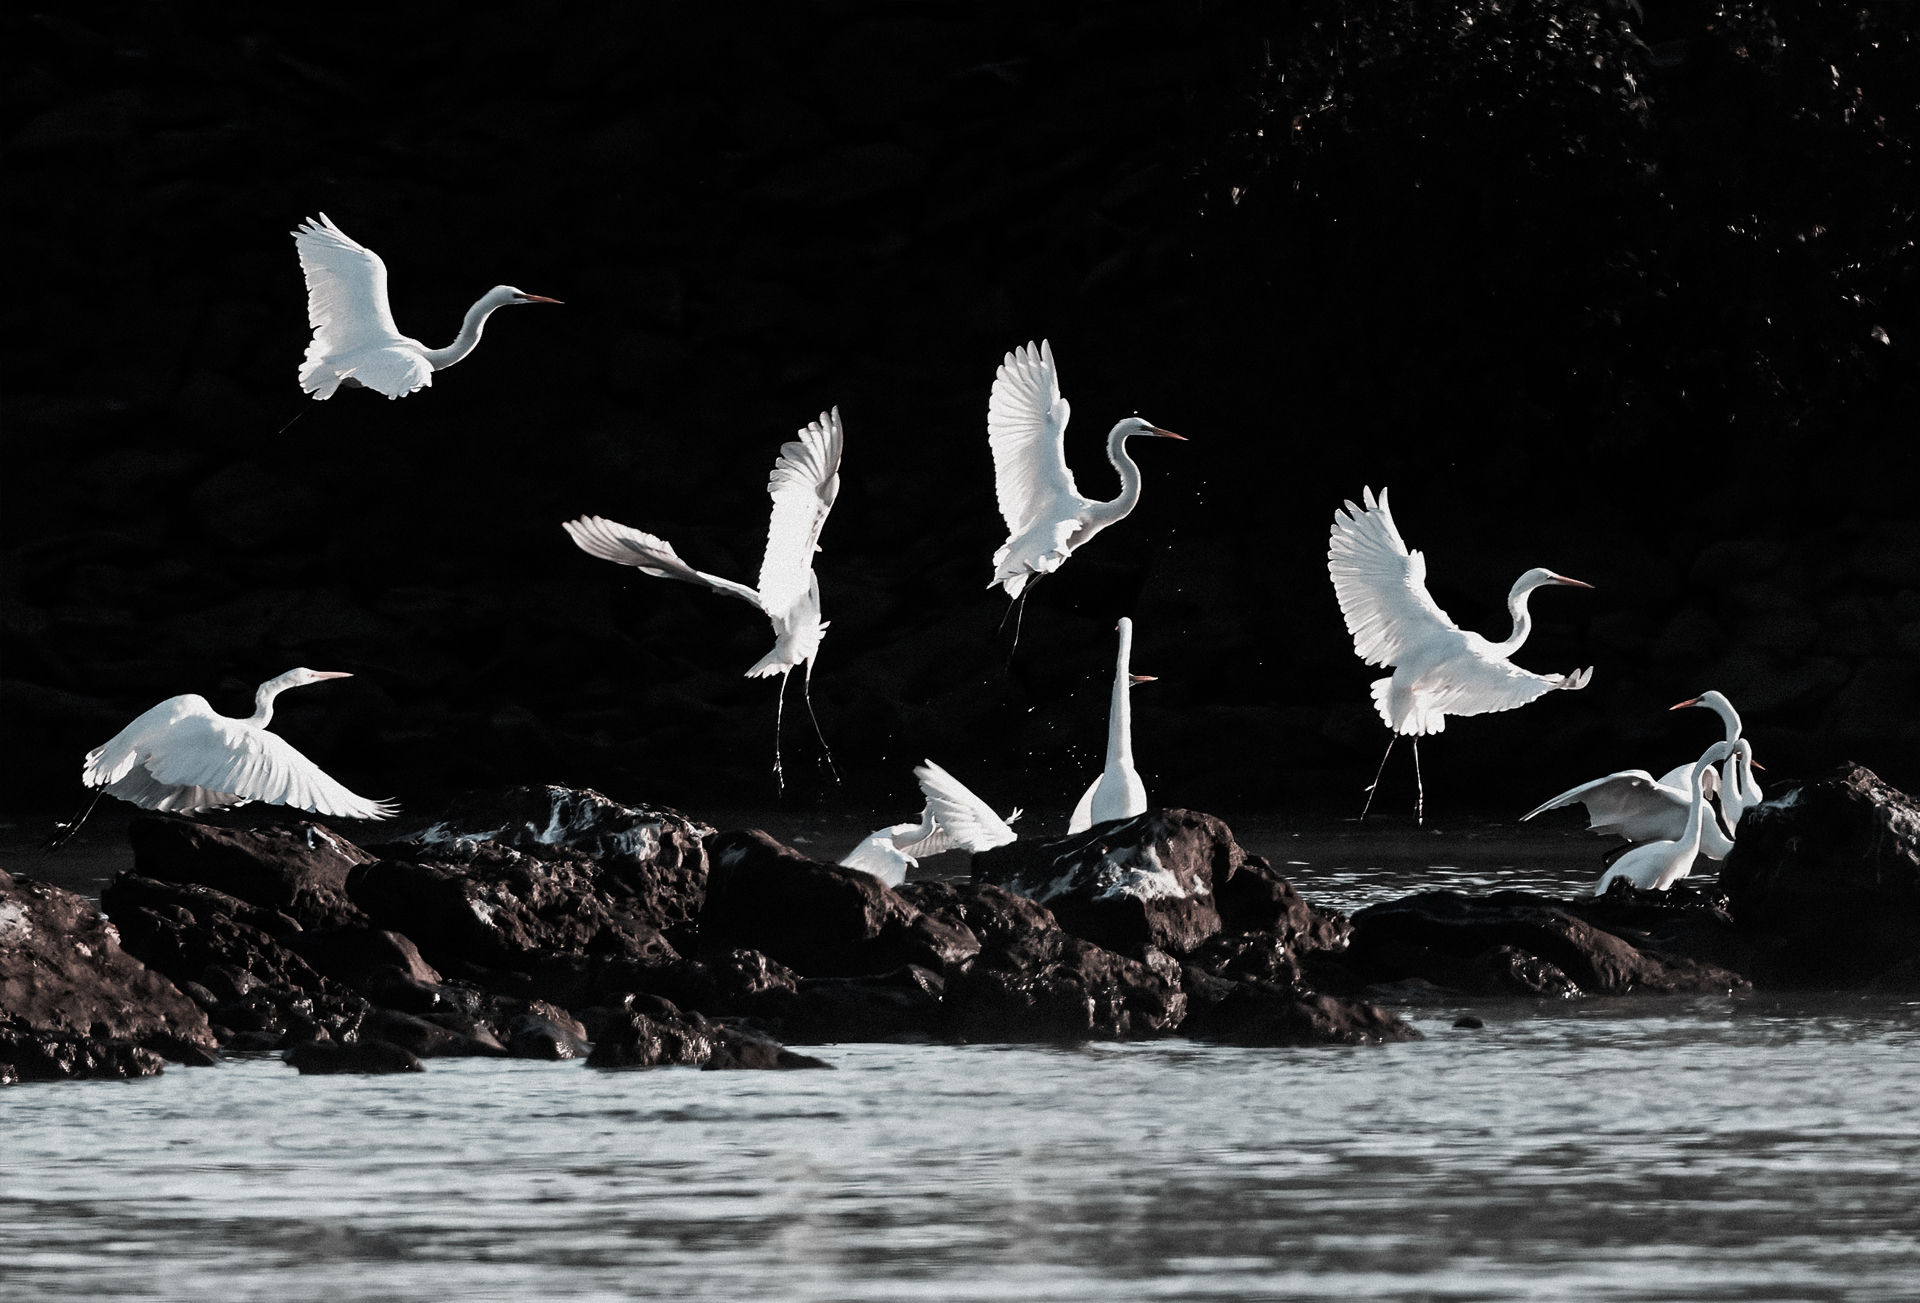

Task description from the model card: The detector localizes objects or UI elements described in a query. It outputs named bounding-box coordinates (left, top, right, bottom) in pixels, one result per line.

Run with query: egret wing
left=1521, top=768, right=1686, bottom=842
left=1416, top=645, right=1589, bottom=723
left=563, top=516, right=763, bottom=609
left=840, top=829, right=913, bottom=887
left=758, top=409, right=843, bottom=619
left=101, top=764, right=243, bottom=813
left=142, top=716, right=397, bottom=821
left=294, top=214, right=404, bottom=357
left=83, top=694, right=216, bottom=788
left=989, top=341, right=1082, bottom=537
left=1066, top=774, right=1101, bottom=835
left=914, top=760, right=1018, bottom=854
left=1328, top=487, right=1459, bottom=667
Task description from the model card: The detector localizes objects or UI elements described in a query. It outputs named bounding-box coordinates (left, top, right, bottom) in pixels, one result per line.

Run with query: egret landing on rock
left=987, top=340, right=1185, bottom=648
left=293, top=213, right=560, bottom=400
left=50, top=668, right=397, bottom=849
left=564, top=409, right=845, bottom=794
left=840, top=760, right=1021, bottom=887
left=1329, top=487, right=1594, bottom=826
left=1067, top=617, right=1155, bottom=834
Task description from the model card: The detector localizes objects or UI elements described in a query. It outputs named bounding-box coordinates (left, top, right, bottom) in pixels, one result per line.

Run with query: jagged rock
left=102, top=872, right=329, bottom=995
left=504, top=1005, right=591, bottom=1060
left=1213, top=854, right=1353, bottom=954
left=284, top=1038, right=424, bottom=1075
left=362, top=1007, right=503, bottom=1058
left=1181, top=982, right=1422, bottom=1047
left=700, top=830, right=980, bottom=977
left=898, top=881, right=1061, bottom=945
left=2, top=868, right=217, bottom=1082
left=1183, top=931, right=1304, bottom=986
left=1349, top=892, right=1750, bottom=996
left=128, top=814, right=370, bottom=928
left=586, top=997, right=718, bottom=1067
left=283, top=925, right=442, bottom=988
left=1720, top=763, right=1920, bottom=985
left=777, top=965, right=948, bottom=1043
left=945, top=929, right=1186, bottom=1042
left=702, top=1027, right=833, bottom=1070
left=970, top=809, right=1232, bottom=955
left=1569, top=881, right=1774, bottom=979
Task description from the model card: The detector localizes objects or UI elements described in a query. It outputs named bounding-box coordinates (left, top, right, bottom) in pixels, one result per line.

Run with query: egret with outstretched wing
left=293, top=213, right=560, bottom=399
left=841, top=760, right=1021, bottom=886
left=1329, top=487, right=1594, bottom=823
left=564, top=409, right=844, bottom=791
left=1595, top=742, right=1734, bottom=894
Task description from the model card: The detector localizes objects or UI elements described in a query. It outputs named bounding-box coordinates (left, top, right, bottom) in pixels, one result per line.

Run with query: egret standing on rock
left=1594, top=742, right=1735, bottom=894
left=61, top=669, right=397, bottom=844
left=987, top=341, right=1185, bottom=636
left=840, top=760, right=1022, bottom=887
left=293, top=213, right=560, bottom=400
left=1067, top=617, right=1156, bottom=834
left=1329, top=487, right=1595, bottom=824
left=563, top=409, right=844, bottom=792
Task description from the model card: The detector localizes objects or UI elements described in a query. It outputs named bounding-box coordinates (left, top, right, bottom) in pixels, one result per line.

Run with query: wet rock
left=128, top=813, right=370, bottom=928
left=1720, top=763, right=1920, bottom=985
left=102, top=872, right=328, bottom=995
left=779, top=965, right=947, bottom=1043
left=362, top=1007, right=503, bottom=1058
left=945, top=929, right=1186, bottom=1042
left=970, top=809, right=1232, bottom=955
left=283, top=925, right=441, bottom=988
left=586, top=998, right=717, bottom=1067
left=702, top=1026, right=833, bottom=1070
left=1, top=868, right=217, bottom=1082
left=1349, top=891, right=1749, bottom=996
left=504, top=1006, right=591, bottom=1060
left=1212, top=854, right=1353, bottom=954
left=1569, top=881, right=1774, bottom=979
left=1182, top=983, right=1422, bottom=1047
left=284, top=1038, right=425, bottom=1075
left=1454, top=1016, right=1486, bottom=1029
left=1183, top=931, right=1304, bottom=986
left=700, top=830, right=980, bottom=977
left=897, top=881, right=1060, bottom=945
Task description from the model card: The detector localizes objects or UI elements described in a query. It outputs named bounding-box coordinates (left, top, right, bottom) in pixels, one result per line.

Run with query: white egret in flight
left=1522, top=690, right=1757, bottom=857
left=987, top=341, right=1185, bottom=634
left=63, top=669, right=397, bottom=842
left=293, top=213, right=560, bottom=400
left=1067, top=617, right=1155, bottom=834
left=840, top=760, right=1022, bottom=887
left=563, top=409, right=844, bottom=792
left=1595, top=742, right=1734, bottom=894
left=1329, top=487, right=1594, bottom=824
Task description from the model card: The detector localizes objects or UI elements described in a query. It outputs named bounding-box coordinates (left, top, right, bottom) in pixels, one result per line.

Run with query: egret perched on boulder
left=1595, top=742, right=1735, bottom=894
left=293, top=213, right=560, bottom=399
left=1329, top=487, right=1594, bottom=824
left=840, top=760, right=1022, bottom=887
left=52, top=668, right=396, bottom=847
left=564, top=409, right=844, bottom=792
left=1067, top=617, right=1156, bottom=834
left=987, top=341, right=1185, bottom=630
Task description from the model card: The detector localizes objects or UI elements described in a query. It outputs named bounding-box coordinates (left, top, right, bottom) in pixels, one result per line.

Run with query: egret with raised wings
left=293, top=213, right=560, bottom=400
left=61, top=669, right=396, bottom=843
left=1522, top=690, right=1755, bottom=857
left=1329, top=487, right=1594, bottom=824
left=1067, top=617, right=1155, bottom=834
left=987, top=341, right=1185, bottom=628
left=564, top=409, right=844, bottom=792
left=840, top=760, right=1022, bottom=887
left=1595, top=742, right=1734, bottom=894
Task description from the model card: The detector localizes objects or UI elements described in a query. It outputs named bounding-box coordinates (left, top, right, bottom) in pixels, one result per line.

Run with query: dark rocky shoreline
left=6, top=764, right=1916, bottom=1084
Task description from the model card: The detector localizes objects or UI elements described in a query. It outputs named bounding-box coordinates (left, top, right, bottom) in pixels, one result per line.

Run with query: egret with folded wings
left=563, top=410, right=844, bottom=792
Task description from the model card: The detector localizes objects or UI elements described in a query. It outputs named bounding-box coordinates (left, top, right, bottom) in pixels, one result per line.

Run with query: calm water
left=6, top=816, right=1919, bottom=1300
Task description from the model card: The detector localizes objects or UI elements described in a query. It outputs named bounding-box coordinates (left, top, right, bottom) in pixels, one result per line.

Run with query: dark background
left=5, top=1, right=1915, bottom=826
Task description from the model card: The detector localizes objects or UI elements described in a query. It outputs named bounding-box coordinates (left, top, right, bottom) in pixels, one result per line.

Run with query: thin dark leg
left=1360, top=734, right=1397, bottom=822
left=802, top=659, right=838, bottom=784
left=42, top=789, right=103, bottom=853
left=272, top=404, right=310, bottom=438
left=1005, top=576, right=1039, bottom=669
left=1413, top=737, right=1425, bottom=827
left=772, top=670, right=790, bottom=796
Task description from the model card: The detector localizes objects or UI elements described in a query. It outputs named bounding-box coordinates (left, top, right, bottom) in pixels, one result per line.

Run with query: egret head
left=493, top=285, right=563, bottom=307
left=1513, top=567, right=1593, bottom=595
left=1129, top=674, right=1157, bottom=686
left=1114, top=416, right=1186, bottom=441
left=1670, top=689, right=1731, bottom=715
left=278, top=667, right=354, bottom=689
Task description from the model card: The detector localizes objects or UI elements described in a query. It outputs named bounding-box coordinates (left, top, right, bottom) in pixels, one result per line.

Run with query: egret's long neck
left=1680, top=756, right=1715, bottom=850
left=1713, top=700, right=1743, bottom=744
left=1107, top=627, right=1134, bottom=770
left=422, top=295, right=504, bottom=370
left=246, top=679, right=292, bottom=729
left=1084, top=427, right=1145, bottom=527
left=1492, top=582, right=1540, bottom=656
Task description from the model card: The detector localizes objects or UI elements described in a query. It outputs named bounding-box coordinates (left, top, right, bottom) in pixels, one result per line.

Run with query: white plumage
left=81, top=668, right=396, bottom=820
left=563, top=409, right=844, bottom=787
left=293, top=213, right=559, bottom=400
left=840, top=760, right=1021, bottom=887
left=1329, top=487, right=1594, bottom=822
left=1067, top=617, right=1154, bottom=834
left=1595, top=742, right=1735, bottom=894
left=987, top=340, right=1185, bottom=598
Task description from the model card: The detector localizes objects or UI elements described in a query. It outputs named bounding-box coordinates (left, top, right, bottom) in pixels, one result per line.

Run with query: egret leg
left=1413, top=737, right=1425, bottom=827
left=272, top=404, right=310, bottom=438
left=1359, top=734, right=1397, bottom=822
left=802, top=658, right=839, bottom=785
left=772, top=670, right=790, bottom=796
left=1005, top=575, right=1040, bottom=669
left=42, top=789, right=103, bottom=854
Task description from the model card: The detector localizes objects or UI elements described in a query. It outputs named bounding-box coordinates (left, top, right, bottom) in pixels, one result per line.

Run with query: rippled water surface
left=6, top=818, right=1920, bottom=1300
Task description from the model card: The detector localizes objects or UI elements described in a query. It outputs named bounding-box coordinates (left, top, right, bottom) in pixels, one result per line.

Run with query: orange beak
left=1750, top=760, right=1765, bottom=771
left=1129, top=674, right=1157, bottom=685
left=515, top=293, right=563, bottom=304
left=312, top=671, right=354, bottom=681
left=1670, top=697, right=1702, bottom=711
left=1553, top=574, right=1594, bottom=588
left=1150, top=426, right=1187, bottom=441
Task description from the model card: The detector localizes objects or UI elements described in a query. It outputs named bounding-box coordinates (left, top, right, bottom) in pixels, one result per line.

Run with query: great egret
left=1719, top=737, right=1764, bottom=829
left=293, top=213, right=560, bottom=400
left=1328, top=487, right=1594, bottom=824
left=1067, top=617, right=1155, bottom=834
left=1594, top=742, right=1734, bottom=894
left=74, top=668, right=397, bottom=827
left=1521, top=690, right=1755, bottom=857
left=987, top=341, right=1185, bottom=617
left=840, top=760, right=1022, bottom=887
left=563, top=409, right=844, bottom=791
